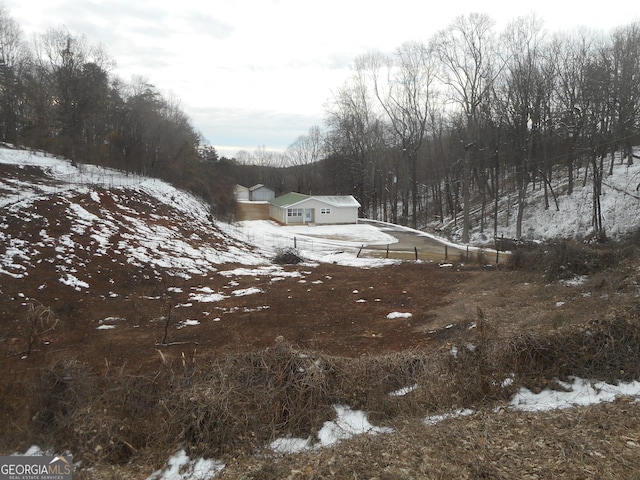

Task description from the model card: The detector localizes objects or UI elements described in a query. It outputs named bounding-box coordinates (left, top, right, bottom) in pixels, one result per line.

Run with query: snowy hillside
left=0, top=146, right=273, bottom=284
left=0, top=146, right=405, bottom=281
left=444, top=151, right=640, bottom=244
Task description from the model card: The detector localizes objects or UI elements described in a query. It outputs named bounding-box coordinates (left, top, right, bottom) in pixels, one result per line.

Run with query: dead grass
left=10, top=304, right=637, bottom=476
left=218, top=399, right=640, bottom=479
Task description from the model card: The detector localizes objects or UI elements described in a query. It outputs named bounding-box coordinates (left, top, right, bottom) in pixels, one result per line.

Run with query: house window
left=320, top=208, right=331, bottom=215
left=287, top=208, right=303, bottom=218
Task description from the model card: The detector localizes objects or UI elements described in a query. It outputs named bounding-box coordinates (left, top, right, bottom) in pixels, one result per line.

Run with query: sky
left=3, top=0, right=639, bottom=158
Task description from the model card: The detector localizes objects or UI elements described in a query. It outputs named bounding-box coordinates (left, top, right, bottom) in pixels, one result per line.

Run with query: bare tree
left=0, top=6, right=29, bottom=144
left=499, top=14, right=549, bottom=239
left=610, top=22, right=640, bottom=167
left=286, top=126, right=324, bottom=192
left=30, top=27, right=114, bottom=159
left=431, top=13, right=501, bottom=243
left=361, top=41, right=435, bottom=227
left=325, top=68, right=386, bottom=218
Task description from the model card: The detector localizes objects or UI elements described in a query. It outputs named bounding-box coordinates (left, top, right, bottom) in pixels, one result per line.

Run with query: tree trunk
left=461, top=148, right=471, bottom=243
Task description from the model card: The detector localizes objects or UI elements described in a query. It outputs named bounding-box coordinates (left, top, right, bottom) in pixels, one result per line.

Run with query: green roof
left=270, top=192, right=309, bottom=207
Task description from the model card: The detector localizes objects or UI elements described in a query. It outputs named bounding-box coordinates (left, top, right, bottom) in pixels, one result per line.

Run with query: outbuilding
left=249, top=184, right=275, bottom=202
left=234, top=184, right=250, bottom=201
left=269, top=192, right=360, bottom=225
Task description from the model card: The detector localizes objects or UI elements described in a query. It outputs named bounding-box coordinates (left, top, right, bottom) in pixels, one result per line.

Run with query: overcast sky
left=3, top=0, right=638, bottom=158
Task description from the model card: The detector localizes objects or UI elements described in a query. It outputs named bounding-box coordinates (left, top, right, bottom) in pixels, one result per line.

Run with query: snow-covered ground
left=457, top=152, right=640, bottom=244
left=0, top=147, right=403, bottom=280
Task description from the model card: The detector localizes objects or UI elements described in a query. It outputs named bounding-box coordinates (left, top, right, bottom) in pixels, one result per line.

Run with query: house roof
left=313, top=195, right=361, bottom=208
left=271, top=192, right=360, bottom=208
left=270, top=192, right=309, bottom=207
left=250, top=184, right=273, bottom=192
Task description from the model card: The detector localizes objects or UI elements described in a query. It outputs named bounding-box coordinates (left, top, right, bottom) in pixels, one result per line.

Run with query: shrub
left=273, top=247, right=303, bottom=265
left=25, top=310, right=640, bottom=467
left=506, top=239, right=630, bottom=281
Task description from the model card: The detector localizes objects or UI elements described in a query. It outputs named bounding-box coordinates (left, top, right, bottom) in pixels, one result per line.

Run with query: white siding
left=294, top=198, right=358, bottom=224
left=269, top=203, right=287, bottom=224
left=234, top=185, right=250, bottom=201
left=250, top=186, right=275, bottom=201
left=270, top=194, right=360, bottom=225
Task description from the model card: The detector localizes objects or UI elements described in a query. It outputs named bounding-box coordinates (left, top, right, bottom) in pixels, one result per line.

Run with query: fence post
left=386, top=244, right=389, bottom=259
left=294, top=236, right=297, bottom=249
left=445, top=245, right=448, bottom=260
left=414, top=246, right=418, bottom=261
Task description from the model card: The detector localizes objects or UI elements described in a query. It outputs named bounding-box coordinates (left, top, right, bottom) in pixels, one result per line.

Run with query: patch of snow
left=177, top=320, right=200, bottom=329
left=387, top=312, right=412, bottom=319
left=424, top=409, right=474, bottom=426
left=59, top=274, right=89, bottom=291
left=269, top=436, right=313, bottom=455
left=389, top=384, right=418, bottom=397
left=316, top=405, right=394, bottom=448
left=146, top=449, right=224, bottom=480
left=232, top=287, right=262, bottom=296
left=509, top=376, right=640, bottom=412
left=189, top=286, right=228, bottom=303
left=502, top=374, right=515, bottom=388
left=561, top=275, right=588, bottom=287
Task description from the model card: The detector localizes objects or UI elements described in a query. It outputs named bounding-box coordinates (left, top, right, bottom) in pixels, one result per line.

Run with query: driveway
left=359, top=219, right=473, bottom=262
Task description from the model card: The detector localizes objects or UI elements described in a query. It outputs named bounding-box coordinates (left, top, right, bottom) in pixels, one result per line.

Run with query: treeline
left=3, top=8, right=639, bottom=239
left=322, top=14, right=640, bottom=240
left=238, top=15, right=640, bottom=241
left=0, top=7, right=236, bottom=216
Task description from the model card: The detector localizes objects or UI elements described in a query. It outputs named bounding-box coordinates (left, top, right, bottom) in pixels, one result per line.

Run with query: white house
left=269, top=192, right=360, bottom=225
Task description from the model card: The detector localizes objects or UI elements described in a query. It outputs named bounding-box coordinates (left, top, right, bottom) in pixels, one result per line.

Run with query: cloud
left=7, top=0, right=639, bottom=158
left=189, top=107, right=323, bottom=151
left=177, top=11, right=235, bottom=39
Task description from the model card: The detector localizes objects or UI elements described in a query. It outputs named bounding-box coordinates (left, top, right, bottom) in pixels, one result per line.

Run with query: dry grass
left=218, top=399, right=640, bottom=479
left=15, top=304, right=640, bottom=477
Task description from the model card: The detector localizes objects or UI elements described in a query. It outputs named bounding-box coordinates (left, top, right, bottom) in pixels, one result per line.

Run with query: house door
left=304, top=208, right=314, bottom=223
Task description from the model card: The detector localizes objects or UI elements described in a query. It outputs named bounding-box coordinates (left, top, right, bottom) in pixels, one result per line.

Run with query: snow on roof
left=313, top=195, right=361, bottom=208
